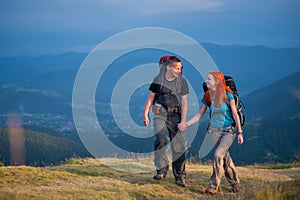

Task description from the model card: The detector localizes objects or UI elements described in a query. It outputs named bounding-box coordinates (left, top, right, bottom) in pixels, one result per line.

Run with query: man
left=143, top=56, right=189, bottom=187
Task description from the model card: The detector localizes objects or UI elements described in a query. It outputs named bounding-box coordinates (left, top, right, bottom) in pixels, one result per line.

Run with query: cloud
left=102, top=0, right=223, bottom=15
left=0, top=0, right=299, bottom=56
left=17, top=87, right=60, bottom=97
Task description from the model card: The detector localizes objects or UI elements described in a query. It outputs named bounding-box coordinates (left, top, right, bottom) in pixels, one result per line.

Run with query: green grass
left=253, top=163, right=300, bottom=170
left=0, top=158, right=300, bottom=200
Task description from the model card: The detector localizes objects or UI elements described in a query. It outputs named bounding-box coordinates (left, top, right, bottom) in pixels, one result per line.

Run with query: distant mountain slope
left=1, top=44, right=300, bottom=95
left=0, top=84, right=70, bottom=115
left=0, top=45, right=299, bottom=116
left=242, top=70, right=300, bottom=119
left=203, top=44, right=300, bottom=95
left=0, top=127, right=90, bottom=166
left=0, top=52, right=86, bottom=84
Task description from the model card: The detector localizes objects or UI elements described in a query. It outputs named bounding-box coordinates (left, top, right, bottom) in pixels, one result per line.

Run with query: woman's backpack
left=202, top=75, right=245, bottom=127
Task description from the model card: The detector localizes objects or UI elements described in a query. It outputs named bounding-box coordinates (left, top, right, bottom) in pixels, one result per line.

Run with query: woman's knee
left=214, top=150, right=225, bottom=160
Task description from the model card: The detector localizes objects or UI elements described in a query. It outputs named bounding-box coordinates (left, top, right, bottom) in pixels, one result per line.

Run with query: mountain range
left=0, top=45, right=299, bottom=116
left=242, top=70, right=300, bottom=119
left=0, top=44, right=300, bottom=165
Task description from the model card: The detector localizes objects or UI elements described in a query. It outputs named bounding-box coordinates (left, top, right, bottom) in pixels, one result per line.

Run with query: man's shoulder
left=151, top=75, right=163, bottom=85
left=180, top=76, right=187, bottom=82
left=178, top=75, right=188, bottom=86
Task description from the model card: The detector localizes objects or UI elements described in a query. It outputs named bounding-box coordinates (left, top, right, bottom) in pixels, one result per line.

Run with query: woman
left=181, top=71, right=244, bottom=194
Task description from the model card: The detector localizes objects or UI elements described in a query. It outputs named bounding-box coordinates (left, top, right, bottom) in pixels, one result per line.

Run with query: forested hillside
left=0, top=127, right=90, bottom=166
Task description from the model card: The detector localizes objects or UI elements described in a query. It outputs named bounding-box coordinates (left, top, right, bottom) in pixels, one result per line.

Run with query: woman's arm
left=186, top=103, right=207, bottom=127
left=229, top=99, right=244, bottom=145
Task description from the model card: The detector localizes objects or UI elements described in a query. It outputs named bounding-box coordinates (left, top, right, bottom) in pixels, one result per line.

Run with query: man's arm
left=143, top=91, right=156, bottom=126
left=178, top=94, right=188, bottom=131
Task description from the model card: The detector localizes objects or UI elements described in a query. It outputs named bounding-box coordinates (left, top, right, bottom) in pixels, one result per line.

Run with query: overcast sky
left=0, top=0, right=299, bottom=56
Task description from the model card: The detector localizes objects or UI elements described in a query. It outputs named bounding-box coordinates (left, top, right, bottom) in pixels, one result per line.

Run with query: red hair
left=203, top=71, right=234, bottom=107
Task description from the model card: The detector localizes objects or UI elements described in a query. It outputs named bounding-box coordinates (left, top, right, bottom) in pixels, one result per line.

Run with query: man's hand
left=143, top=92, right=156, bottom=127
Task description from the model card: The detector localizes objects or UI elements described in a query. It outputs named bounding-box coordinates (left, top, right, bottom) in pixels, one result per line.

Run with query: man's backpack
left=202, top=75, right=245, bottom=127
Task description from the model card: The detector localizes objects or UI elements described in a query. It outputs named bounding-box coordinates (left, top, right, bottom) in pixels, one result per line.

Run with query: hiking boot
left=229, top=183, right=239, bottom=193
left=153, top=173, right=165, bottom=180
left=205, top=187, right=218, bottom=195
left=175, top=179, right=186, bottom=187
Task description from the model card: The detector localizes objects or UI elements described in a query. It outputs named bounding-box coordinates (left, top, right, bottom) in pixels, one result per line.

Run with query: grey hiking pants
left=208, top=125, right=240, bottom=189
left=153, top=112, right=186, bottom=181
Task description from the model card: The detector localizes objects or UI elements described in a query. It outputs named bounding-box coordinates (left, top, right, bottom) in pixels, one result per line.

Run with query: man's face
left=169, top=62, right=182, bottom=77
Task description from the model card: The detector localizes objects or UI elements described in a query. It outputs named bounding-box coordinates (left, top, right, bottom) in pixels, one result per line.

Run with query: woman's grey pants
left=208, top=125, right=240, bottom=189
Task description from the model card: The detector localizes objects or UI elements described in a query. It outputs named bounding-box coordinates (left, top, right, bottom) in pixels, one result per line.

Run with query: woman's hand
left=238, top=132, right=244, bottom=145
left=178, top=122, right=188, bottom=132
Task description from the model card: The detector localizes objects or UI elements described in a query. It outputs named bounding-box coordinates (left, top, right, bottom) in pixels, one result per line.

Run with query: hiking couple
left=143, top=55, right=244, bottom=194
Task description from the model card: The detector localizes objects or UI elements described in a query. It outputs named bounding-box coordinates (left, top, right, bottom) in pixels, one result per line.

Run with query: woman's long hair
left=203, top=71, right=234, bottom=107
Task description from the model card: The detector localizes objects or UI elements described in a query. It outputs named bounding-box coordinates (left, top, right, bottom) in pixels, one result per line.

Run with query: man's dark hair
left=167, top=56, right=181, bottom=66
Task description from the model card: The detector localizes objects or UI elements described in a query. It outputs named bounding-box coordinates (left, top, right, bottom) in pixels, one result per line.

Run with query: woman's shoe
left=205, top=187, right=218, bottom=195
left=229, top=183, right=239, bottom=193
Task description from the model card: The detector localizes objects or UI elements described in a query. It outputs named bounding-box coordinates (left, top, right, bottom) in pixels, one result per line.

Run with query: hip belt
left=153, top=103, right=181, bottom=114
left=208, top=125, right=236, bottom=133
left=167, top=106, right=181, bottom=114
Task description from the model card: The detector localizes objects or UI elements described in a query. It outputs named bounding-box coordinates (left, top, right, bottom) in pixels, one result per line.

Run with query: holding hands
left=177, top=121, right=188, bottom=132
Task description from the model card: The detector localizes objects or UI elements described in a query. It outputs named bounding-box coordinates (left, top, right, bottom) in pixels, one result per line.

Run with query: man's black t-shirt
left=149, top=75, right=189, bottom=108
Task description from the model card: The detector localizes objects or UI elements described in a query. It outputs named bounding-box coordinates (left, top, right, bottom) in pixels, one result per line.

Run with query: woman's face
left=206, top=74, right=216, bottom=89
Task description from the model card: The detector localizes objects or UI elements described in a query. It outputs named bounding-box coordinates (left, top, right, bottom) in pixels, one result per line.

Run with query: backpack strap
left=175, top=75, right=182, bottom=101
left=156, top=75, right=183, bottom=107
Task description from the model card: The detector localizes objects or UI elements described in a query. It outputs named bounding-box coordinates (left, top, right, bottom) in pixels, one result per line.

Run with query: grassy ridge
left=0, top=158, right=300, bottom=200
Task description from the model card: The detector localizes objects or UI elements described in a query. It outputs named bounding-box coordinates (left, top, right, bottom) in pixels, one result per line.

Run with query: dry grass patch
left=0, top=158, right=299, bottom=200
